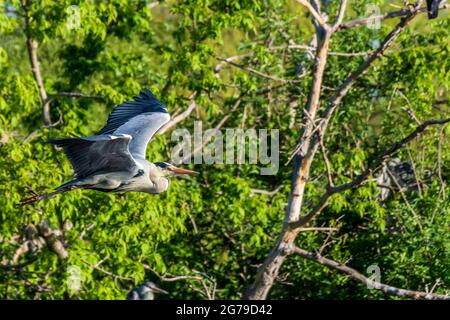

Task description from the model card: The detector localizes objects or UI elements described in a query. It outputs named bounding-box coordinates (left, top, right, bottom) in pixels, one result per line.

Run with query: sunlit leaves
left=0, top=0, right=449, bottom=300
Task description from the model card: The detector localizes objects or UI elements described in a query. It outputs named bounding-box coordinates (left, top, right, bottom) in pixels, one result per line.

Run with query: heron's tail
left=19, top=181, right=85, bottom=206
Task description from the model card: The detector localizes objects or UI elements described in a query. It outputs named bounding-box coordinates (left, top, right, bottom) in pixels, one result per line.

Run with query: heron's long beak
left=168, top=166, right=198, bottom=175
left=153, top=287, right=169, bottom=294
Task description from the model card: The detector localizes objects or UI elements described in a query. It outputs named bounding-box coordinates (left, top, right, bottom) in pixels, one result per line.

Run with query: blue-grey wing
left=49, top=135, right=137, bottom=178
left=99, top=89, right=170, bottom=160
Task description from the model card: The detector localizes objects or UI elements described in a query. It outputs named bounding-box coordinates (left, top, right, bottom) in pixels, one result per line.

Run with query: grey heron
left=426, top=0, right=441, bottom=19
left=376, top=158, right=417, bottom=202
left=126, top=281, right=168, bottom=300
left=21, top=89, right=197, bottom=205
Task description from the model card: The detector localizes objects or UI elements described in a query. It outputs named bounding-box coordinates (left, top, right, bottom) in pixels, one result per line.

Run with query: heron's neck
left=146, top=162, right=170, bottom=193
left=141, top=288, right=155, bottom=300
left=151, top=176, right=169, bottom=193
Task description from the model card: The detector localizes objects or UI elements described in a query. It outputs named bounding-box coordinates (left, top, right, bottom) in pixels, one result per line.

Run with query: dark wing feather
left=98, top=88, right=170, bottom=160
left=99, top=88, right=169, bottom=135
left=49, top=135, right=137, bottom=178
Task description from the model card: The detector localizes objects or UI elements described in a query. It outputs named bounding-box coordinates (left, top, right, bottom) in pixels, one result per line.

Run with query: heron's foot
left=20, top=193, right=44, bottom=205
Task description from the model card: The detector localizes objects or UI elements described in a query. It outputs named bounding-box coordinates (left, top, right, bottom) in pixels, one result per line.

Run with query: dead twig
left=291, top=246, right=449, bottom=300
left=290, top=117, right=450, bottom=230
left=158, top=93, right=197, bottom=135
left=337, top=4, right=450, bottom=31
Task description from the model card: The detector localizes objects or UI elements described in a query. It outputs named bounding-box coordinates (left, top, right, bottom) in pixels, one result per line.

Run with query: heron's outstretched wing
left=99, top=89, right=170, bottom=160
left=49, top=135, right=137, bottom=178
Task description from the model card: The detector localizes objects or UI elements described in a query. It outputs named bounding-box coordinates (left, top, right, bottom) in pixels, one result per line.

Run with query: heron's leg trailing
left=20, top=172, right=129, bottom=205
left=20, top=184, right=85, bottom=205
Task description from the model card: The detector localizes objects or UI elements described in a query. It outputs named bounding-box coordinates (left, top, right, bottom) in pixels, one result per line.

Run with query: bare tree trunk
left=26, top=38, right=51, bottom=126
left=244, top=1, right=433, bottom=300
left=244, top=26, right=332, bottom=300
left=23, top=0, right=51, bottom=126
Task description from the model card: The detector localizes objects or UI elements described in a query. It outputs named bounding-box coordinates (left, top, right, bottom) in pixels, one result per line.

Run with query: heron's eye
left=155, top=162, right=171, bottom=169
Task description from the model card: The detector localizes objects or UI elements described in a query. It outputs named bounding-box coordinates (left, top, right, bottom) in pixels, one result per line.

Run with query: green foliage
left=0, top=0, right=448, bottom=299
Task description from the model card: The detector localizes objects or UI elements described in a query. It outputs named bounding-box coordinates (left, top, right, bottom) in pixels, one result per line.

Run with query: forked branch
left=337, top=3, right=450, bottom=31
left=245, top=1, right=438, bottom=300
left=292, top=246, right=449, bottom=300
left=294, top=0, right=326, bottom=27
left=290, top=117, right=450, bottom=230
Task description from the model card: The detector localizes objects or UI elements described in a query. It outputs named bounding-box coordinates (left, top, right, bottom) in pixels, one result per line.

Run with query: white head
left=146, top=162, right=198, bottom=194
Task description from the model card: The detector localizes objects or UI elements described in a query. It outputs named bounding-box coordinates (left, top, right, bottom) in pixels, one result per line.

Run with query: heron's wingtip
left=140, top=87, right=157, bottom=99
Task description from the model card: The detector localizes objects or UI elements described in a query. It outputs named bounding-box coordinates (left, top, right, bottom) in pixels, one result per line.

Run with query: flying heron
left=21, top=89, right=197, bottom=205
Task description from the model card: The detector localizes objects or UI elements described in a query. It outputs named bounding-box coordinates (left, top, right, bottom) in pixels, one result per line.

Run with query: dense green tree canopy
left=0, top=0, right=448, bottom=299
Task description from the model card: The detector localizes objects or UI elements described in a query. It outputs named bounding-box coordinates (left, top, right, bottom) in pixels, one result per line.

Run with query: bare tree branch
left=48, top=92, right=103, bottom=100
left=288, top=4, right=426, bottom=223
left=215, top=57, right=303, bottom=83
left=148, top=1, right=160, bottom=9
left=22, top=0, right=51, bottom=126
left=251, top=186, right=283, bottom=196
left=143, top=264, right=216, bottom=299
left=158, top=94, right=197, bottom=135
left=214, top=46, right=370, bottom=74
left=333, top=0, right=348, bottom=31
left=22, top=0, right=110, bottom=127
left=38, top=92, right=104, bottom=129
left=3, top=222, right=68, bottom=263
left=337, top=3, right=450, bottom=31
left=319, top=128, right=334, bottom=187
left=321, top=8, right=420, bottom=133
left=290, top=117, right=450, bottom=230
left=214, top=53, right=253, bottom=74
left=299, top=227, right=338, bottom=232
left=245, top=15, right=333, bottom=301
left=26, top=38, right=51, bottom=126
left=157, top=275, right=204, bottom=282
left=288, top=6, right=424, bottom=209
left=37, top=222, right=68, bottom=261
left=82, top=259, right=133, bottom=282
left=294, top=0, right=326, bottom=27
left=386, top=167, right=423, bottom=231
left=180, top=97, right=242, bottom=164
left=0, top=256, right=38, bottom=270
left=291, top=246, right=450, bottom=300
left=245, top=2, right=431, bottom=300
